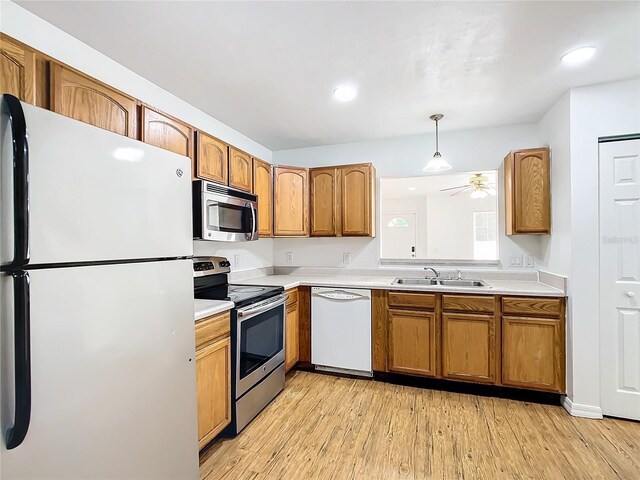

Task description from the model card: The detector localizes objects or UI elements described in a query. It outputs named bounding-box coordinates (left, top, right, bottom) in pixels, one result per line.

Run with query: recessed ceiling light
left=333, top=84, right=357, bottom=102
left=408, top=186, right=417, bottom=191
left=561, top=46, right=596, bottom=65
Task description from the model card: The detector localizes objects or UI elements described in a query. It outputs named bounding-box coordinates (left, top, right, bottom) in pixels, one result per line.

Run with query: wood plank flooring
left=200, top=371, right=640, bottom=480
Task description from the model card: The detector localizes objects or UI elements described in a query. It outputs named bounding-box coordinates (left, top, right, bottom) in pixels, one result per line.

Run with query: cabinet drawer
left=196, top=311, right=230, bottom=349
left=502, top=297, right=562, bottom=317
left=285, top=288, right=298, bottom=306
left=442, top=295, right=494, bottom=313
left=388, top=291, right=436, bottom=310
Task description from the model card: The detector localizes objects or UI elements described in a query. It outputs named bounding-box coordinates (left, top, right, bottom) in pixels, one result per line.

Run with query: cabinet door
left=50, top=64, right=136, bottom=138
left=502, top=316, right=564, bottom=392
left=196, top=132, right=228, bottom=184
left=273, top=166, right=309, bottom=237
left=285, top=301, right=300, bottom=372
left=0, top=35, right=47, bottom=107
left=388, top=309, right=437, bottom=377
left=341, top=164, right=374, bottom=236
left=253, top=158, right=273, bottom=237
left=310, top=167, right=340, bottom=236
left=196, top=336, right=231, bottom=449
left=140, top=106, right=194, bottom=160
left=442, top=313, right=496, bottom=383
left=505, top=148, right=550, bottom=234
left=229, top=147, right=253, bottom=192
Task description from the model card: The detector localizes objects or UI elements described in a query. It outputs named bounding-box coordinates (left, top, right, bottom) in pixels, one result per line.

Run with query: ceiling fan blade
left=450, top=186, right=472, bottom=196
left=440, top=185, right=468, bottom=191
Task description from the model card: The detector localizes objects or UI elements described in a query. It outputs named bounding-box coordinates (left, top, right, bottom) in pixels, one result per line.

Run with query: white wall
left=536, top=92, right=574, bottom=400
left=426, top=192, right=496, bottom=260
left=272, top=123, right=542, bottom=268
left=566, top=79, right=640, bottom=413
left=3, top=2, right=275, bottom=271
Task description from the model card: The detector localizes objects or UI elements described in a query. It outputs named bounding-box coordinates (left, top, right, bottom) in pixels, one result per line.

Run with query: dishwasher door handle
left=314, top=291, right=365, bottom=300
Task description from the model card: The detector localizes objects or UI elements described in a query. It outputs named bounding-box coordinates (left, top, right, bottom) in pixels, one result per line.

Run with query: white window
left=387, top=217, right=409, bottom=228
left=473, top=212, right=497, bottom=260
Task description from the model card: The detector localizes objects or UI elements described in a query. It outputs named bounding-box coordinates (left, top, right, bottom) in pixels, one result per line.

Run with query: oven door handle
left=237, top=294, right=288, bottom=320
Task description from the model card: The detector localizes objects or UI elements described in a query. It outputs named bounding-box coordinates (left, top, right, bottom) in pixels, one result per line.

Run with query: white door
left=599, top=138, right=640, bottom=421
left=0, top=260, right=199, bottom=478
left=1, top=99, right=192, bottom=266
left=381, top=213, right=417, bottom=259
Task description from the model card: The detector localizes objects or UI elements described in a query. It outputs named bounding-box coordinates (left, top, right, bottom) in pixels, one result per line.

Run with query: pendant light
left=423, top=114, right=452, bottom=172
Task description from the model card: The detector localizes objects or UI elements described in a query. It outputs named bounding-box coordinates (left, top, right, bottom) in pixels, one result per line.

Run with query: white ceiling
left=16, top=1, right=640, bottom=151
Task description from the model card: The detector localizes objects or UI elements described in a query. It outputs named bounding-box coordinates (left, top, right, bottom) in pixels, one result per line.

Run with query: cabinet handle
left=626, top=291, right=636, bottom=298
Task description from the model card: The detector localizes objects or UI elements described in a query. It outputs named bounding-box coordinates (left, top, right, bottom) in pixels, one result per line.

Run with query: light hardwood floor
left=200, top=371, right=640, bottom=480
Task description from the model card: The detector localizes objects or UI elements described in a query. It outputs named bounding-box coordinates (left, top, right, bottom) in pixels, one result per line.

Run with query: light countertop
left=194, top=299, right=234, bottom=321
left=233, top=275, right=565, bottom=297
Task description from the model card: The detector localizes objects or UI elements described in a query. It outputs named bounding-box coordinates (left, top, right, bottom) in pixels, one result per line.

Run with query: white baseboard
left=562, top=396, right=603, bottom=419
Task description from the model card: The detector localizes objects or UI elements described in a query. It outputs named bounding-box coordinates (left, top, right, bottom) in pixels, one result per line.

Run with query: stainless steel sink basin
left=392, top=278, right=489, bottom=287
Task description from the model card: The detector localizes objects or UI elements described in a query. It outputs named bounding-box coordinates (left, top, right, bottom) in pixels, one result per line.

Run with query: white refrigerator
left=0, top=95, right=199, bottom=479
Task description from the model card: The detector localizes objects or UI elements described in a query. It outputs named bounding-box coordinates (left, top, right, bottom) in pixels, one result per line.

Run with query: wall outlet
left=343, top=253, right=351, bottom=265
left=509, top=254, right=523, bottom=267
left=523, top=255, right=534, bottom=268
left=234, top=254, right=241, bottom=268
left=285, top=252, right=293, bottom=264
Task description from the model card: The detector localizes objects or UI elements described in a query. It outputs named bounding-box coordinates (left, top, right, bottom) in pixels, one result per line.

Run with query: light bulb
left=470, top=189, right=488, bottom=199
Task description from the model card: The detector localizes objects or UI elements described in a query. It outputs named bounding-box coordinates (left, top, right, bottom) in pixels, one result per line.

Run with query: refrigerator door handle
left=5, top=271, right=32, bottom=449
left=2, top=94, right=30, bottom=268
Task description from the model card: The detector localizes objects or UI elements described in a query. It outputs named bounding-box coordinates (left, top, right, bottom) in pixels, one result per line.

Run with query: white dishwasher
left=311, top=287, right=372, bottom=377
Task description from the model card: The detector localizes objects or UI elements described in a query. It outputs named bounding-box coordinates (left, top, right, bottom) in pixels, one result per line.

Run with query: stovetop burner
left=193, top=256, right=284, bottom=308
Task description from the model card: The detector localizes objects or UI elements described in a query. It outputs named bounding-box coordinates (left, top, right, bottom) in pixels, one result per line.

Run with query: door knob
left=626, top=291, right=636, bottom=298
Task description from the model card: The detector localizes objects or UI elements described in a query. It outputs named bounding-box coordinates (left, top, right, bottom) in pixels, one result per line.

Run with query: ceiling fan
left=440, top=173, right=496, bottom=199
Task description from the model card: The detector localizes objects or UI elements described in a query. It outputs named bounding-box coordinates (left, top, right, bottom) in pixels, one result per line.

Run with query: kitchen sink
left=392, top=278, right=490, bottom=287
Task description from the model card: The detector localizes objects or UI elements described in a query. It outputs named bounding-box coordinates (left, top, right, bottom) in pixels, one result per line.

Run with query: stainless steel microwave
left=193, top=181, right=258, bottom=242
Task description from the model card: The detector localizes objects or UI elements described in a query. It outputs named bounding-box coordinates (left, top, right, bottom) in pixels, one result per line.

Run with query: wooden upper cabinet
left=140, top=105, right=194, bottom=159
left=1, top=35, right=32, bottom=102
left=273, top=166, right=309, bottom=237
left=50, top=64, right=136, bottom=137
left=253, top=158, right=273, bottom=237
left=502, top=316, right=564, bottom=393
left=388, top=309, right=437, bottom=377
left=310, top=167, right=340, bottom=236
left=341, top=164, right=375, bottom=237
left=229, top=147, right=253, bottom=192
left=442, top=312, right=496, bottom=384
left=195, top=132, right=228, bottom=184
left=505, top=147, right=551, bottom=235
left=0, top=35, right=48, bottom=108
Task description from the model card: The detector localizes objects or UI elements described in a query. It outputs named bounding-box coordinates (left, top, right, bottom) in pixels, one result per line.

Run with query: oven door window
left=239, top=307, right=284, bottom=379
left=206, top=201, right=251, bottom=233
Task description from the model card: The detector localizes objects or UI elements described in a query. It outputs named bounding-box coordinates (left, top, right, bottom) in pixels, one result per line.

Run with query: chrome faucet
left=424, top=267, right=440, bottom=279
left=456, top=269, right=463, bottom=280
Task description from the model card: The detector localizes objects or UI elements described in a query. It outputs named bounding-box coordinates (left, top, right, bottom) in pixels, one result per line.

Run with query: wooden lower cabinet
left=388, top=309, right=437, bottom=377
left=502, top=316, right=564, bottom=392
left=195, top=311, right=231, bottom=449
left=196, top=336, right=231, bottom=449
left=285, top=301, right=300, bottom=372
left=442, top=313, right=496, bottom=383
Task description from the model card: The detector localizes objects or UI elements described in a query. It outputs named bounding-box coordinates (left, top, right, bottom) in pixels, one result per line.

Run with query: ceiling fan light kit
left=423, top=113, right=453, bottom=173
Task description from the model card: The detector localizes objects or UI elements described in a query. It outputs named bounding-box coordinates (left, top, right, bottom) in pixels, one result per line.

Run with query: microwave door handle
left=237, top=294, right=289, bottom=319
left=2, top=95, right=30, bottom=268
left=250, top=203, right=257, bottom=239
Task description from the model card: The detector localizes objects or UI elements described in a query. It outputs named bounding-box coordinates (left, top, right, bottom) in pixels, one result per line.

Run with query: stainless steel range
left=193, top=257, right=286, bottom=435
